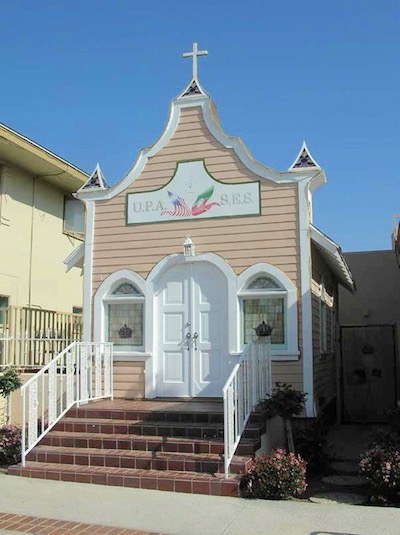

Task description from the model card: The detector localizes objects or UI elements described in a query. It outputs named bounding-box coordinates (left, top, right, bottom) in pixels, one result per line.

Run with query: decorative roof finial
left=79, top=163, right=109, bottom=191
left=288, top=141, right=321, bottom=170
left=182, top=42, right=208, bottom=80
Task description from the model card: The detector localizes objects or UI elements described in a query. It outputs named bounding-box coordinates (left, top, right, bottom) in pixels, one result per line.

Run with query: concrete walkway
left=0, top=472, right=399, bottom=535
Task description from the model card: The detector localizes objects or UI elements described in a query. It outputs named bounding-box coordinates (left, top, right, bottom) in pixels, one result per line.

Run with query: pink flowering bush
left=0, top=425, right=22, bottom=466
left=360, top=446, right=400, bottom=502
left=241, top=448, right=307, bottom=500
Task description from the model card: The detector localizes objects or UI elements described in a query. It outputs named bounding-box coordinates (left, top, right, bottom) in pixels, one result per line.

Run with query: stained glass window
left=182, top=80, right=202, bottom=97
left=293, top=149, right=316, bottom=168
left=108, top=303, right=143, bottom=346
left=241, top=273, right=287, bottom=346
left=107, top=281, right=144, bottom=348
left=112, top=283, right=142, bottom=296
left=243, top=298, right=285, bottom=344
left=247, top=276, right=281, bottom=290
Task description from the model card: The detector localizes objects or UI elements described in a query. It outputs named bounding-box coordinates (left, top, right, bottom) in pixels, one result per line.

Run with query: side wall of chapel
left=311, top=245, right=338, bottom=414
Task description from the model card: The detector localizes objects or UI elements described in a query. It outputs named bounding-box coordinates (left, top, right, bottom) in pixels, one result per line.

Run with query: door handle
left=192, top=332, right=199, bottom=350
left=186, top=332, right=191, bottom=351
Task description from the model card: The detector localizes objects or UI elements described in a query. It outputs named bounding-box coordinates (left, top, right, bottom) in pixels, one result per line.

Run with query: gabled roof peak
left=289, top=141, right=321, bottom=170
left=78, top=163, right=108, bottom=192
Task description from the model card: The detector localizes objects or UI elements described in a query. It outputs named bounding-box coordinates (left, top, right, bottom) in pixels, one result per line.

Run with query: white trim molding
left=82, top=200, right=95, bottom=343
left=76, top=90, right=327, bottom=204
left=298, top=180, right=315, bottom=417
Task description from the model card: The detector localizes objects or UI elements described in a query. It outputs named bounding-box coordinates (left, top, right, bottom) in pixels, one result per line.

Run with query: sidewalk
left=0, top=512, right=163, bottom=534
left=0, top=472, right=399, bottom=535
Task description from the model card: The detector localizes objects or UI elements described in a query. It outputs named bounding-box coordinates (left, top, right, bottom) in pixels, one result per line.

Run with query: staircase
left=9, top=399, right=266, bottom=497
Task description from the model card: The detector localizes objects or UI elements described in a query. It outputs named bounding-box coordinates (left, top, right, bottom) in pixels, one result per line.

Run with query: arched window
left=239, top=275, right=286, bottom=346
left=105, top=282, right=144, bottom=348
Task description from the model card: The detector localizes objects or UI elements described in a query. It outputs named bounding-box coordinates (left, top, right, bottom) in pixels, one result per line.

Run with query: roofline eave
left=310, top=224, right=356, bottom=292
left=0, top=122, right=89, bottom=185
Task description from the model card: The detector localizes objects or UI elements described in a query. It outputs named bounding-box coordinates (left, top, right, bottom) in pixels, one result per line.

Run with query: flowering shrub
left=241, top=448, right=307, bottom=500
left=0, top=425, right=22, bottom=466
left=360, top=445, right=400, bottom=503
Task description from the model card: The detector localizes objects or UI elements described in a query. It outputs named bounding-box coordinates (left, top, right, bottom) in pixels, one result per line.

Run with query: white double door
left=156, top=262, right=228, bottom=397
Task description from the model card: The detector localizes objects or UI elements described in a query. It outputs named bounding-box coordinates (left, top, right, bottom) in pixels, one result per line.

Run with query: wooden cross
left=182, top=42, right=208, bottom=79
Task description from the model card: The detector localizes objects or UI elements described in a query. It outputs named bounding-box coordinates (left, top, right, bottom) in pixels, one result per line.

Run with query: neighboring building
left=0, top=121, right=87, bottom=373
left=339, top=250, right=400, bottom=422
left=0, top=122, right=87, bottom=313
left=71, top=50, right=355, bottom=419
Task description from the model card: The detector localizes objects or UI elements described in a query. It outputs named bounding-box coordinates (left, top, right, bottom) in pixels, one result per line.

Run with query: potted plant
left=262, top=382, right=307, bottom=452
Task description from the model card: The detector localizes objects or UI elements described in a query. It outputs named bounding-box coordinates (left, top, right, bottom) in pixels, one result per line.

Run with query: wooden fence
left=0, top=306, right=83, bottom=369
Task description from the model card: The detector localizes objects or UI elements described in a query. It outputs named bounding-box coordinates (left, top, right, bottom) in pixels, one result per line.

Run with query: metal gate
left=341, top=325, right=396, bottom=422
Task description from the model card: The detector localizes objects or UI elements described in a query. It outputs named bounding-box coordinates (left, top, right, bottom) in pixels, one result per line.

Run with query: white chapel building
left=71, top=43, right=355, bottom=419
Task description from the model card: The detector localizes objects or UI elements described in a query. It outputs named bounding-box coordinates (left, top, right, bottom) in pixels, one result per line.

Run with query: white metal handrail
left=223, top=340, right=272, bottom=478
left=21, top=342, right=113, bottom=466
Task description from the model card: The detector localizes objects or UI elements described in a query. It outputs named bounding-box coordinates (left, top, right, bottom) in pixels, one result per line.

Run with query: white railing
left=21, top=342, right=113, bottom=466
left=223, top=340, right=272, bottom=478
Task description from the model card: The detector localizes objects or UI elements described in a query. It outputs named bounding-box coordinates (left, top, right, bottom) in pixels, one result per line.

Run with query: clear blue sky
left=1, top=1, right=399, bottom=252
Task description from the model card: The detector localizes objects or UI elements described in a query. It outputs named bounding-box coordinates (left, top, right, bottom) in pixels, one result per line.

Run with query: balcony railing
left=0, top=306, right=82, bottom=369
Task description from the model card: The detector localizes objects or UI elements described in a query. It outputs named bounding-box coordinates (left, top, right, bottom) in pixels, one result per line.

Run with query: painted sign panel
left=126, top=160, right=260, bottom=224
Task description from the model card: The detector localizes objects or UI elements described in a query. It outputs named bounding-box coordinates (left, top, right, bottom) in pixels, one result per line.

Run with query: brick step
left=27, top=445, right=252, bottom=474
left=67, top=406, right=225, bottom=424
left=66, top=406, right=266, bottom=426
left=8, top=462, right=239, bottom=496
left=54, top=418, right=263, bottom=440
left=41, top=431, right=260, bottom=456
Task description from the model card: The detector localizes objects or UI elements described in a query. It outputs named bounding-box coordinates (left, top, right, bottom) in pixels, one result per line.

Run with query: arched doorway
left=155, top=261, right=228, bottom=397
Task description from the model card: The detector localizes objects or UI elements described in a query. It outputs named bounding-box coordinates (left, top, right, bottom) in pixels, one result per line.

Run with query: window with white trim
left=105, top=282, right=144, bottom=349
left=64, top=197, right=84, bottom=237
left=240, top=275, right=286, bottom=346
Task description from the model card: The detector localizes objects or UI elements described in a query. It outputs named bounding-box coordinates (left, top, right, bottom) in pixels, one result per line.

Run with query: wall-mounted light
left=183, top=236, right=195, bottom=257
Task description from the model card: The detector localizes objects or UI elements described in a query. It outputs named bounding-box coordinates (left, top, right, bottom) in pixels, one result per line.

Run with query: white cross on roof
left=182, top=42, right=208, bottom=79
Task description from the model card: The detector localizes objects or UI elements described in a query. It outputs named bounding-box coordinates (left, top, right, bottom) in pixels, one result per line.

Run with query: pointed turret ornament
left=79, top=163, right=109, bottom=191
left=288, top=141, right=321, bottom=170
